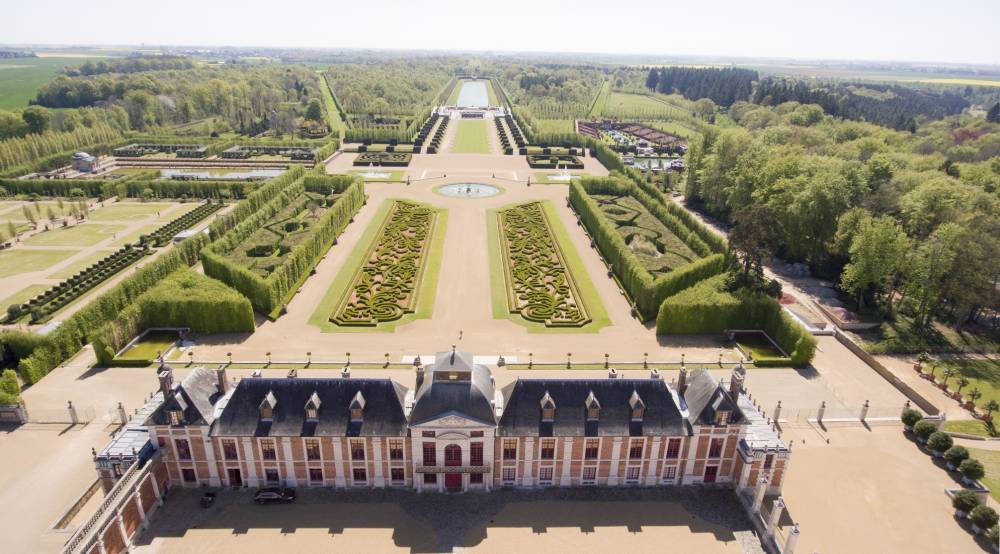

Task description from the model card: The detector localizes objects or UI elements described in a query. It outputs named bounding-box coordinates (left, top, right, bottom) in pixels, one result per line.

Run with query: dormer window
left=715, top=410, right=730, bottom=426
left=304, top=391, right=322, bottom=422
left=259, top=390, right=277, bottom=421
left=629, top=390, right=645, bottom=421
left=350, top=391, right=365, bottom=422
left=169, top=410, right=183, bottom=426
left=540, top=391, right=556, bottom=422
left=585, top=390, right=601, bottom=421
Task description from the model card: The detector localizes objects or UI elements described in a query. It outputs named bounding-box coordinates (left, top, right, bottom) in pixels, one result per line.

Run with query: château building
left=95, top=350, right=789, bottom=497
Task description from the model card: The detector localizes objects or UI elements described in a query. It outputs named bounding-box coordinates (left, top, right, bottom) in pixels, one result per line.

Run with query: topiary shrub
left=985, top=524, right=999, bottom=545
left=927, top=431, right=954, bottom=456
left=970, top=505, right=998, bottom=534
left=913, top=419, right=938, bottom=442
left=901, top=408, right=922, bottom=429
left=944, top=445, right=970, bottom=470
left=960, top=458, right=985, bottom=484
left=952, top=490, right=980, bottom=518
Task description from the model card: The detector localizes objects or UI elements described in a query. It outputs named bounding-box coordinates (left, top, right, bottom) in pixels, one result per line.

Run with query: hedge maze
left=220, top=190, right=343, bottom=278
left=331, top=200, right=438, bottom=327
left=591, top=194, right=701, bottom=275
left=497, top=202, right=590, bottom=328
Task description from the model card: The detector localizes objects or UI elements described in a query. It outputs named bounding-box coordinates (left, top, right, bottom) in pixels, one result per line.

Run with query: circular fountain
left=435, top=183, right=502, bottom=198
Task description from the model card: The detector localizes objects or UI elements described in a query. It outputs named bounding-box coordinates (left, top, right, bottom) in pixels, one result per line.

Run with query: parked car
left=254, top=487, right=295, bottom=504
left=200, top=492, right=216, bottom=508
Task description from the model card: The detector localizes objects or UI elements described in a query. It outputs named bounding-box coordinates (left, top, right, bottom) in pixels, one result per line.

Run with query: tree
left=952, top=489, right=979, bottom=516
left=900, top=408, right=922, bottom=428
left=305, top=98, right=323, bottom=122
left=968, top=388, right=983, bottom=405
left=645, top=68, right=659, bottom=91
left=903, top=223, right=962, bottom=328
left=944, top=445, right=970, bottom=468
left=959, top=458, right=985, bottom=482
left=926, top=431, right=953, bottom=454
left=21, top=106, right=51, bottom=134
left=987, top=102, right=1000, bottom=124
left=839, top=214, right=909, bottom=312
left=913, top=419, right=937, bottom=442
left=0, top=110, right=28, bottom=139
left=728, top=205, right=775, bottom=285
left=956, top=377, right=970, bottom=396
left=985, top=400, right=1000, bottom=420
left=970, top=505, right=998, bottom=532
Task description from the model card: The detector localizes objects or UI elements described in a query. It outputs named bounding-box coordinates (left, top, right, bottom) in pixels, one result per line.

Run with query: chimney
left=677, top=366, right=688, bottom=395
left=158, top=368, right=174, bottom=397
left=341, top=366, right=351, bottom=379
left=216, top=364, right=228, bottom=395
left=251, top=369, right=262, bottom=378
left=608, top=367, right=618, bottom=379
left=287, top=369, right=298, bottom=378
left=650, top=368, right=661, bottom=380
left=415, top=364, right=425, bottom=389
left=730, top=370, right=745, bottom=398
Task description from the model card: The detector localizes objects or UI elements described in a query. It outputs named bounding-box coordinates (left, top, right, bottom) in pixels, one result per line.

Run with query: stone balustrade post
left=753, top=475, right=769, bottom=513
left=816, top=401, right=826, bottom=425
left=766, top=497, right=785, bottom=537
left=860, top=400, right=870, bottom=423
left=68, top=400, right=79, bottom=425
left=784, top=524, right=800, bottom=554
left=772, top=401, right=782, bottom=423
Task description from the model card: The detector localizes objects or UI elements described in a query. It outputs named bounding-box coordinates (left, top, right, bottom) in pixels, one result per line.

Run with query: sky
left=4, top=0, right=999, bottom=66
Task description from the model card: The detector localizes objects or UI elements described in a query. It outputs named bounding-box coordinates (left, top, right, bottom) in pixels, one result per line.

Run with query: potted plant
left=969, top=505, right=999, bottom=535
left=941, top=368, right=957, bottom=391
left=959, top=458, right=985, bottom=486
left=901, top=408, right=922, bottom=431
left=985, top=524, right=999, bottom=552
left=952, top=490, right=979, bottom=519
left=927, top=431, right=953, bottom=457
left=955, top=377, right=970, bottom=401
left=914, top=351, right=929, bottom=372
left=967, top=388, right=982, bottom=412
left=944, top=445, right=970, bottom=471
left=983, top=400, right=999, bottom=424
left=913, top=419, right=938, bottom=443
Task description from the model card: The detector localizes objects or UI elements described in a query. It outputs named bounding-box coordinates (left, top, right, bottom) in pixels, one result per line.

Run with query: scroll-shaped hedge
left=570, top=176, right=726, bottom=320
left=331, top=200, right=438, bottom=326
left=498, top=202, right=590, bottom=327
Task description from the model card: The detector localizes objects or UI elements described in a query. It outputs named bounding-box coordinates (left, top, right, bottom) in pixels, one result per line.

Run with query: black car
left=254, top=487, right=296, bottom=504
left=200, top=492, right=216, bottom=508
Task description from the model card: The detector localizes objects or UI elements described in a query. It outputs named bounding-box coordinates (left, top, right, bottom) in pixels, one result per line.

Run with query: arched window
left=445, top=444, right=462, bottom=466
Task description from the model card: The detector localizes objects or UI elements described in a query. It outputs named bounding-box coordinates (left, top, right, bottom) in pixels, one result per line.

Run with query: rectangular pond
left=456, top=80, right=490, bottom=108
left=160, top=168, right=286, bottom=180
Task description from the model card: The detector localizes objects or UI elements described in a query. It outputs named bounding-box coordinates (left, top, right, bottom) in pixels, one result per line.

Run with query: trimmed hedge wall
left=12, top=234, right=209, bottom=384
left=0, top=177, right=260, bottom=200
left=208, top=166, right=305, bottom=240
left=202, top=174, right=365, bottom=315
left=656, top=275, right=817, bottom=367
left=569, top=175, right=727, bottom=319
left=92, top=269, right=254, bottom=364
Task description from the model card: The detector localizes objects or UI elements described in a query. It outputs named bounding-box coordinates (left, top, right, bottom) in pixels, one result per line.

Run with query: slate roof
left=212, top=378, right=408, bottom=437
left=498, top=378, right=689, bottom=437
left=147, top=366, right=222, bottom=426
left=409, top=351, right=496, bottom=426
left=682, top=368, right=744, bottom=426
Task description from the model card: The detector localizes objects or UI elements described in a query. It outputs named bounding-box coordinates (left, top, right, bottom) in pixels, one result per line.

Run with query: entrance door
left=704, top=466, right=717, bottom=484
left=445, top=473, right=462, bottom=491
left=228, top=468, right=243, bottom=487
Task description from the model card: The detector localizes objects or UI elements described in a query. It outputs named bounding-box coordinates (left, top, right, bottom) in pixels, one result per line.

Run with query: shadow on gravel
left=134, top=486, right=762, bottom=552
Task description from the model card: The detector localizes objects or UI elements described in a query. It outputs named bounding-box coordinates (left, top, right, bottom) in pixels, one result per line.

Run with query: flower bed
left=497, top=201, right=591, bottom=328
left=331, top=200, right=439, bottom=326
left=147, top=202, right=223, bottom=246
left=526, top=154, right=584, bottom=170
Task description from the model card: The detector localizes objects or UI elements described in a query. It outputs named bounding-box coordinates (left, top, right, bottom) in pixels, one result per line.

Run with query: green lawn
left=0, top=284, right=48, bottom=311
left=942, top=419, right=998, bottom=438
left=88, top=202, right=173, bottom=221
left=0, top=57, right=103, bottom=110
left=114, top=330, right=180, bottom=363
left=309, top=199, right=448, bottom=333
left=532, top=172, right=588, bottom=184
left=486, top=200, right=610, bottom=333
left=0, top=249, right=77, bottom=277
left=600, top=92, right=690, bottom=120
left=110, top=225, right=160, bottom=247
left=926, top=357, right=1000, bottom=411
left=451, top=119, right=491, bottom=154
left=863, top=315, right=999, bottom=354
left=347, top=170, right=406, bottom=182
left=967, top=448, right=1000, bottom=502
left=47, top=249, right=116, bottom=278
left=24, top=223, right=126, bottom=246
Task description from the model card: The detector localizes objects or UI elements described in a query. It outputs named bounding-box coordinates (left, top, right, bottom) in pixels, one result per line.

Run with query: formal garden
left=353, top=152, right=412, bottom=167
left=329, top=200, right=442, bottom=328
left=201, top=170, right=365, bottom=317
left=492, top=201, right=605, bottom=330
